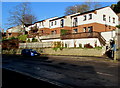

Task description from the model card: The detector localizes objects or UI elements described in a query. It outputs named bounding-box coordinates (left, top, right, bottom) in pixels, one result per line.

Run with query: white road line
left=97, top=72, right=113, bottom=76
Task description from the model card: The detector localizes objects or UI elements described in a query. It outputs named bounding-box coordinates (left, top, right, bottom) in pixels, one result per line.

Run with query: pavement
left=2, top=54, right=120, bottom=87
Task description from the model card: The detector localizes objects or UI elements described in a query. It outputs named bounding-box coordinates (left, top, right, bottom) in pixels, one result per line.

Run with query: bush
left=65, top=43, right=67, bottom=48
left=116, top=25, right=120, bottom=29
left=27, top=39, right=31, bottom=42
left=61, top=29, right=68, bottom=35
left=94, top=46, right=102, bottom=50
left=32, top=38, right=38, bottom=42
left=79, top=43, right=82, bottom=48
left=52, top=42, right=63, bottom=51
left=18, top=35, right=27, bottom=42
left=84, top=43, right=93, bottom=48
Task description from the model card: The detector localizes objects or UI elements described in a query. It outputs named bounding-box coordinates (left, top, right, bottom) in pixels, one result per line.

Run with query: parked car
left=21, top=49, right=40, bottom=56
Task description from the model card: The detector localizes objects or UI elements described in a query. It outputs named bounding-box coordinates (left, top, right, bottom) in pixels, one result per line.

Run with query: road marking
left=97, top=72, right=113, bottom=76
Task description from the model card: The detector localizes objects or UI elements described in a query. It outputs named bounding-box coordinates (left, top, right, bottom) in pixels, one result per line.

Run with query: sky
left=1, top=1, right=118, bottom=31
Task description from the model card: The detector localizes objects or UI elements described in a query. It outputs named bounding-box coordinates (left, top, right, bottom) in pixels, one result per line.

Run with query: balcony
left=61, top=32, right=99, bottom=39
left=61, top=32, right=106, bottom=45
left=40, top=34, right=60, bottom=40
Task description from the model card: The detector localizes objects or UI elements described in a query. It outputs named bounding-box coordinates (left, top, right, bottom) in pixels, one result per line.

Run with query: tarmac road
left=2, top=54, right=120, bottom=87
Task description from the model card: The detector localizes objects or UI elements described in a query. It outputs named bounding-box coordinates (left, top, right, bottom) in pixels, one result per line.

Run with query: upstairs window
left=109, top=16, right=111, bottom=22
left=61, top=19, right=64, bottom=28
left=83, top=15, right=87, bottom=21
left=55, top=21, right=57, bottom=25
left=73, top=18, right=77, bottom=27
left=103, top=15, right=106, bottom=21
left=113, top=18, right=115, bottom=23
left=51, top=22, right=53, bottom=26
left=89, top=14, right=92, bottom=20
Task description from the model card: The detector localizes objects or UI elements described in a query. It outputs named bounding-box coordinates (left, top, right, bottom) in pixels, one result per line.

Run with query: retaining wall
left=2, top=48, right=105, bottom=57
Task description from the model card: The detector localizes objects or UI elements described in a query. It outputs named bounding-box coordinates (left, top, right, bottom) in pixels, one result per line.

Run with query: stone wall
left=43, top=48, right=104, bottom=57
left=2, top=48, right=104, bottom=57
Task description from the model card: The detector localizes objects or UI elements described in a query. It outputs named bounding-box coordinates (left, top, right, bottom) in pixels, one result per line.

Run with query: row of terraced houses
left=6, top=6, right=119, bottom=48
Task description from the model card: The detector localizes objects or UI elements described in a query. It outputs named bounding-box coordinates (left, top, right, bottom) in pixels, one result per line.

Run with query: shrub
left=79, top=43, right=82, bottom=48
left=27, top=39, right=31, bottom=42
left=61, top=29, right=68, bottom=35
left=18, top=35, right=27, bottom=42
left=32, top=38, right=38, bottom=42
left=84, top=43, right=93, bottom=48
left=116, top=25, right=120, bottom=29
left=94, top=46, right=102, bottom=50
left=65, top=43, right=67, bottom=48
left=52, top=42, right=64, bottom=51
left=9, top=36, right=16, bottom=40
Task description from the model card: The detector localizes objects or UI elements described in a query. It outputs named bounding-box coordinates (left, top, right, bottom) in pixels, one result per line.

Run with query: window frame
left=89, top=14, right=92, bottom=20
left=103, top=15, right=106, bottom=21
left=113, top=18, right=115, bottom=23
left=83, top=15, right=87, bottom=21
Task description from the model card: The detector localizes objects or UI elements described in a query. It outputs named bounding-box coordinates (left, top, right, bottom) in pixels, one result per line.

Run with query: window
left=113, top=18, right=115, bottom=23
left=109, top=25, right=111, bottom=29
left=8, top=33, right=12, bottom=36
left=109, top=16, right=110, bottom=22
left=89, top=14, right=92, bottom=20
left=88, top=26, right=93, bottom=32
left=51, top=31, right=54, bottom=35
left=55, top=21, right=57, bottom=25
left=41, top=30, right=43, bottom=33
left=73, top=29, right=78, bottom=33
left=103, top=15, right=106, bottom=21
left=51, top=22, right=53, bottom=26
left=51, top=30, right=57, bottom=35
left=73, top=18, right=77, bottom=27
left=83, top=15, right=87, bottom=21
left=83, top=27, right=87, bottom=32
left=61, top=19, right=64, bottom=27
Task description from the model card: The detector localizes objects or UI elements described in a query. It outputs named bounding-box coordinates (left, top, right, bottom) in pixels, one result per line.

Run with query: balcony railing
left=61, top=32, right=106, bottom=45
left=61, top=32, right=99, bottom=39
left=40, top=34, right=60, bottom=39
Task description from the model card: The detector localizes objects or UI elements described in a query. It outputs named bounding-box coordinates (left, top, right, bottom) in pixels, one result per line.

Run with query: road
left=2, top=54, right=119, bottom=87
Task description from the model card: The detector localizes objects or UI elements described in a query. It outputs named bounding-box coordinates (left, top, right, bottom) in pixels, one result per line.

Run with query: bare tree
left=8, top=2, right=37, bottom=34
left=85, top=0, right=102, bottom=10
left=64, top=1, right=102, bottom=15
left=65, top=4, right=90, bottom=15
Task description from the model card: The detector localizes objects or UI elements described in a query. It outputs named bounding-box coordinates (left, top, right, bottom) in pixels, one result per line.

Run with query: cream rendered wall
left=96, top=7, right=118, bottom=26
left=50, top=19, right=61, bottom=28
left=41, top=38, right=101, bottom=48
left=71, top=7, right=118, bottom=26
left=73, top=13, right=97, bottom=26
left=64, top=16, right=72, bottom=27
left=62, top=38, right=101, bottom=47
left=101, top=31, right=116, bottom=42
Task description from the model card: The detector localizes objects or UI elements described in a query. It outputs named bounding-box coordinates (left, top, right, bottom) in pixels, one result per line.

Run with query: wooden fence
left=19, top=42, right=53, bottom=48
